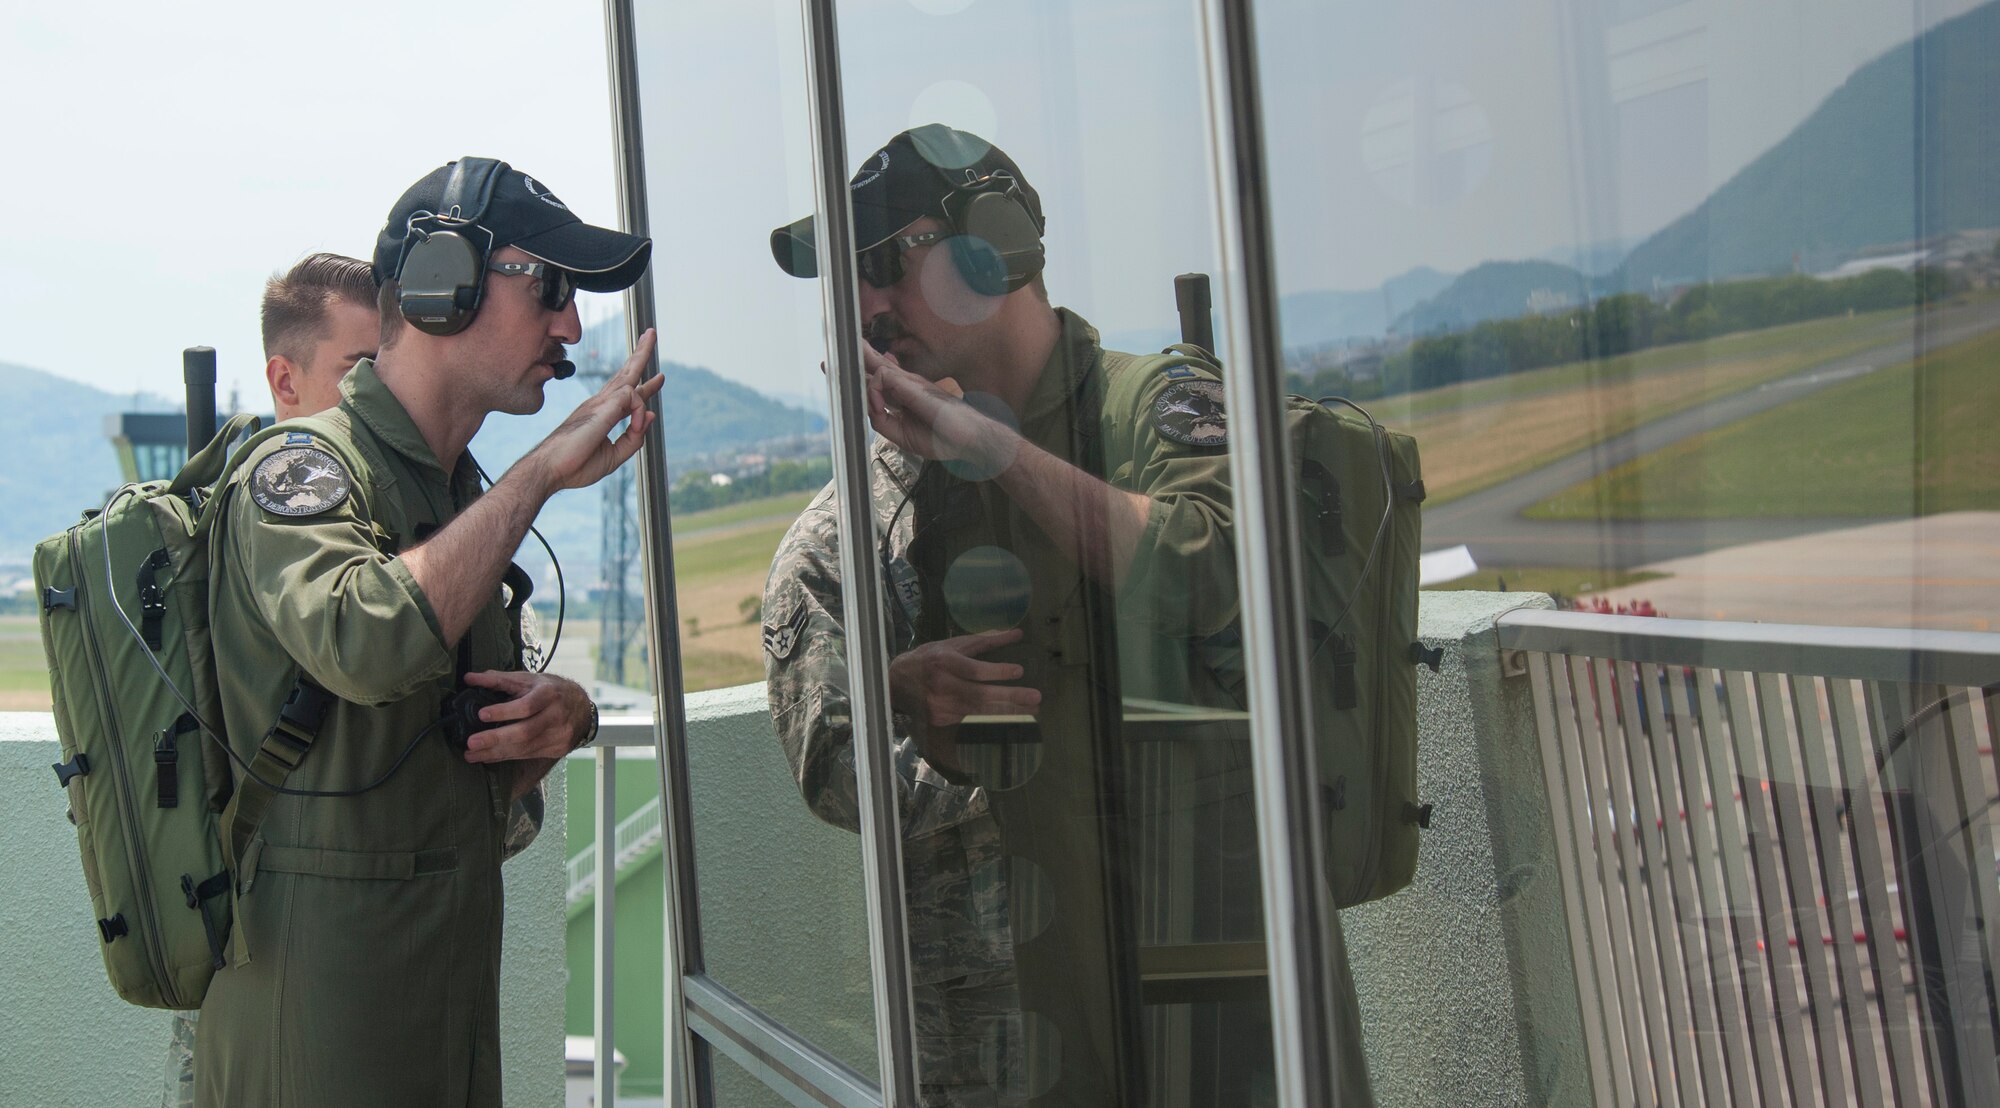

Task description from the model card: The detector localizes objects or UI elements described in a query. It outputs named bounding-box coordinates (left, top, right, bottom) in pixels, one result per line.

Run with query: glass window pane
left=630, top=0, right=881, bottom=1079
left=783, top=0, right=1336, bottom=1100
left=1252, top=1, right=2000, bottom=1105
left=705, top=1036, right=811, bottom=1108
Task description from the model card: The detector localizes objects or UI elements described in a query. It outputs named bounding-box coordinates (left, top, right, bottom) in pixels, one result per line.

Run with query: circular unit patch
left=1151, top=379, right=1229, bottom=447
left=250, top=446, right=353, bottom=517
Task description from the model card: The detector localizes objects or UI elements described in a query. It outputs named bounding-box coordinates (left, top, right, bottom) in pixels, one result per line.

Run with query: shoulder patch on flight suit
left=249, top=446, right=354, bottom=517
left=1152, top=379, right=1229, bottom=448
left=762, top=599, right=811, bottom=661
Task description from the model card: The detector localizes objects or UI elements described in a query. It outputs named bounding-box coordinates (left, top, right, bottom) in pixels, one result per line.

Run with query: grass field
left=537, top=491, right=813, bottom=695
left=672, top=491, right=815, bottom=536
left=1381, top=307, right=1922, bottom=505
left=664, top=492, right=815, bottom=691
left=1, top=616, right=51, bottom=711
left=1425, top=566, right=1663, bottom=599
left=1526, top=323, right=2000, bottom=520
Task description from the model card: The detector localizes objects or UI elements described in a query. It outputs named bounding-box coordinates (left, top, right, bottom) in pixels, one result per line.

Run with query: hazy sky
left=0, top=2, right=619, bottom=407
left=2, top=0, right=1975, bottom=407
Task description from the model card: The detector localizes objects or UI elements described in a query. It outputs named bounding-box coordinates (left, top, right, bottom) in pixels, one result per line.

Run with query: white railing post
left=594, top=743, right=617, bottom=1108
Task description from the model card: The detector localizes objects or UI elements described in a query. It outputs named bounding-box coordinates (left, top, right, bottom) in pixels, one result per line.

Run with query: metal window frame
left=604, top=0, right=1355, bottom=1101
left=795, top=0, right=925, bottom=1099
left=602, top=0, right=708, bottom=1104
left=602, top=0, right=917, bottom=1103
left=1194, top=0, right=1358, bottom=1103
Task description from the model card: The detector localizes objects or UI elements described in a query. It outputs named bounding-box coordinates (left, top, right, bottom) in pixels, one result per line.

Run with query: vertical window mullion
left=1195, top=0, right=1352, bottom=1103
left=796, top=0, right=922, bottom=1102
left=601, top=0, right=708, bottom=1104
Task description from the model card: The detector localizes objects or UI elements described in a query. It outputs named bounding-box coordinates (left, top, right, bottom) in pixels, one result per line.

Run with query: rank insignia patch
left=1152, top=379, right=1229, bottom=447
left=762, top=601, right=811, bottom=661
left=249, top=446, right=353, bottom=517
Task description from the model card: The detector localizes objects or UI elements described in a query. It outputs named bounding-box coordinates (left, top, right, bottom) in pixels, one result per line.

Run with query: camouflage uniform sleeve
left=161, top=1010, right=196, bottom=1108
left=217, top=439, right=453, bottom=705
left=764, top=488, right=985, bottom=838
left=499, top=603, right=549, bottom=862
left=1113, top=366, right=1241, bottom=639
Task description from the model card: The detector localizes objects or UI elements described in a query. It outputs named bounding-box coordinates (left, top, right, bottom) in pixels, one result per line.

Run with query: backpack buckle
left=52, top=753, right=91, bottom=788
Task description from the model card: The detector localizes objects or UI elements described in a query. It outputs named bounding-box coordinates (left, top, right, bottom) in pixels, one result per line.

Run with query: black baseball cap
left=373, top=158, right=652, bottom=293
left=770, top=124, right=1044, bottom=278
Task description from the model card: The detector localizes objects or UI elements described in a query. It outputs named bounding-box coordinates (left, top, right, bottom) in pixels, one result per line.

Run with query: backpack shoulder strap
left=198, top=414, right=379, bottom=878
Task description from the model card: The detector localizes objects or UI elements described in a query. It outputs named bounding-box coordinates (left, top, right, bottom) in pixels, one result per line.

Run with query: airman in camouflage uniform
left=764, top=440, right=1024, bottom=1106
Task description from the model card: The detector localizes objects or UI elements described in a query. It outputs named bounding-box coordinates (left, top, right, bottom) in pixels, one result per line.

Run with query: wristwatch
left=573, top=699, right=601, bottom=751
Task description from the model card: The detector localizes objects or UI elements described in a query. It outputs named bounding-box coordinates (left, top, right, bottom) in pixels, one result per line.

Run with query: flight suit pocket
left=252, top=844, right=459, bottom=881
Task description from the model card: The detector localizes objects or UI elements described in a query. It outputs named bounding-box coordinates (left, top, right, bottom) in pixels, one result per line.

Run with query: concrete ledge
left=1344, top=590, right=1590, bottom=1107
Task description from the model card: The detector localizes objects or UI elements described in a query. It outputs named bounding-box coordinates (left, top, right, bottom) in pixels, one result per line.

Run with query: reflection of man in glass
left=764, top=125, right=1370, bottom=1105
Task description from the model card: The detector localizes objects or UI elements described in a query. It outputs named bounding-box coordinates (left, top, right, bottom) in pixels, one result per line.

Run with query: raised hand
left=523, top=328, right=664, bottom=494
left=864, top=346, right=1017, bottom=472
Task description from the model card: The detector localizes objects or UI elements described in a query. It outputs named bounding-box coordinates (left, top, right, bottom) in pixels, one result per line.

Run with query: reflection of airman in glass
left=766, top=125, right=1374, bottom=1105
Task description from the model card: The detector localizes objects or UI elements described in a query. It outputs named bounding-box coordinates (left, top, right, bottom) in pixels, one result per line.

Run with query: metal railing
left=572, top=715, right=657, bottom=1104
left=566, top=794, right=664, bottom=908
left=1500, top=609, right=2000, bottom=1108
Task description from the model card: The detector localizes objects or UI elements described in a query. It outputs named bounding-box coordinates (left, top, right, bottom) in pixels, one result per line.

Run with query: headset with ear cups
left=936, top=172, right=1045, bottom=296
left=898, top=124, right=1047, bottom=296
left=395, top=157, right=508, bottom=336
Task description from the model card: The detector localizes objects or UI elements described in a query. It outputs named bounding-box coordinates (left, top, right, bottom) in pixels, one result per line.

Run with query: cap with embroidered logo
left=770, top=125, right=1043, bottom=278
left=373, top=159, right=652, bottom=293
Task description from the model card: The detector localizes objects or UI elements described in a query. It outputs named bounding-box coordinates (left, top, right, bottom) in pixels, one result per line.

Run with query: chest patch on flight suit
left=1152, top=379, right=1229, bottom=447
left=248, top=446, right=353, bottom=517
left=763, top=600, right=810, bottom=661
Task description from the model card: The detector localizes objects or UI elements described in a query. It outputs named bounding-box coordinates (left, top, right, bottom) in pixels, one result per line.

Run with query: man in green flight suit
left=195, top=159, right=662, bottom=1107
left=766, top=125, right=1374, bottom=1105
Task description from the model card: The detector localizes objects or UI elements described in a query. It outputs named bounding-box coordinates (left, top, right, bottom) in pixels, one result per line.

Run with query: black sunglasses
left=855, top=230, right=950, bottom=289
left=487, top=261, right=578, bottom=312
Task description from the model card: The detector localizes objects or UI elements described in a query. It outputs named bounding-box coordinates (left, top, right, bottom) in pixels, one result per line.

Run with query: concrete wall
left=0, top=711, right=568, bottom=1108
left=1342, top=591, right=1593, bottom=1107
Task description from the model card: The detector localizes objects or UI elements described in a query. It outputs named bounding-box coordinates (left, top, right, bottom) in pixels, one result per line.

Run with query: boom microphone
left=551, top=359, right=576, bottom=380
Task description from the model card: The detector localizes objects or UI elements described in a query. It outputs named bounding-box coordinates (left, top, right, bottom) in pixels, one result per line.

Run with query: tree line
left=1289, top=266, right=1963, bottom=400
left=667, top=456, right=833, bottom=514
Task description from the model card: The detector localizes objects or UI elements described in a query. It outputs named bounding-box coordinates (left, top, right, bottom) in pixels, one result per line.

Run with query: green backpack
left=1102, top=345, right=1430, bottom=907
left=33, top=414, right=359, bottom=1009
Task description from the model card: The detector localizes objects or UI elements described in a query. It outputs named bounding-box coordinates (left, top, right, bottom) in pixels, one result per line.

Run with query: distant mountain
left=1617, top=0, right=2000, bottom=289
left=1389, top=260, right=1591, bottom=335
left=1280, top=266, right=1455, bottom=347
left=0, top=363, right=177, bottom=561
left=1098, top=265, right=1456, bottom=356
left=1540, top=237, right=1642, bottom=278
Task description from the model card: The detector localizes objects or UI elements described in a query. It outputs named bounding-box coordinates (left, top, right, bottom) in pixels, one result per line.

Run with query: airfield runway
left=1421, top=302, right=2000, bottom=572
